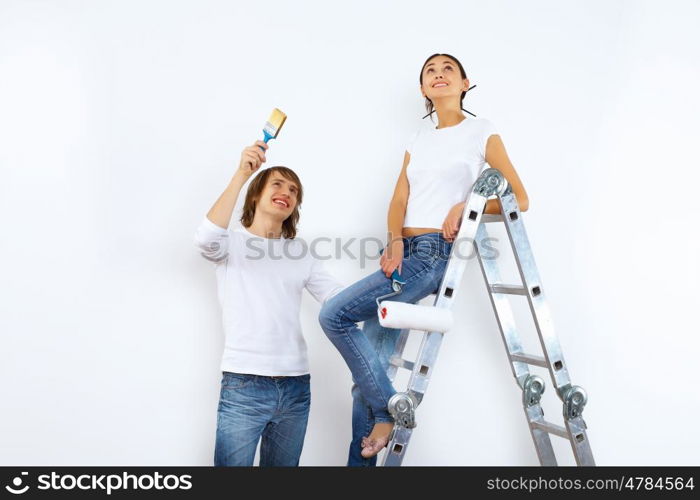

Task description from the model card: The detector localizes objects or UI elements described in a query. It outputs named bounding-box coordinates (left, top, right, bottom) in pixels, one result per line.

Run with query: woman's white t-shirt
left=403, top=117, right=498, bottom=229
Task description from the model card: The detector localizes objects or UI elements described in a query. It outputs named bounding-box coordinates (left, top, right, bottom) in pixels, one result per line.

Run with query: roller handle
left=391, top=269, right=406, bottom=286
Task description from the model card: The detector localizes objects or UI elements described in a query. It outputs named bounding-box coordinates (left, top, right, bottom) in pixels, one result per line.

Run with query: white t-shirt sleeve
left=305, top=258, right=346, bottom=304
left=480, top=119, right=498, bottom=161
left=193, top=215, right=230, bottom=263
left=405, top=129, right=420, bottom=155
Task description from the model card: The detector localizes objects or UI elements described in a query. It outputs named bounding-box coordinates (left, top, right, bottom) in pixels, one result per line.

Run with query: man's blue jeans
left=214, top=371, right=311, bottom=466
left=318, top=232, right=453, bottom=466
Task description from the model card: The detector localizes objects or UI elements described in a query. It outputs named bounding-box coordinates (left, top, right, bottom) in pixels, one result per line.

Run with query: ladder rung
left=530, top=421, right=569, bottom=439
left=390, top=356, right=414, bottom=371
left=489, top=284, right=527, bottom=295
left=481, top=214, right=503, bottom=223
left=510, top=353, right=548, bottom=367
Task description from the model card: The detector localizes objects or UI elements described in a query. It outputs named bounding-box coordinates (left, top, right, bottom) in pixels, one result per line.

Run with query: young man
left=193, top=140, right=345, bottom=466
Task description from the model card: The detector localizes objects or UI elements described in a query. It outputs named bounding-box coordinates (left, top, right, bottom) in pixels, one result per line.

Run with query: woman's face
left=420, top=56, right=468, bottom=101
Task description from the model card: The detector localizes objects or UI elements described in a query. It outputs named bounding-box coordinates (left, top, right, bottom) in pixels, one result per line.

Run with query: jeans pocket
left=406, top=238, right=440, bottom=268
left=221, top=372, right=254, bottom=389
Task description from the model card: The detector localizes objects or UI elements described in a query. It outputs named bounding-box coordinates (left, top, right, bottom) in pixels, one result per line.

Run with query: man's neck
left=247, top=215, right=284, bottom=239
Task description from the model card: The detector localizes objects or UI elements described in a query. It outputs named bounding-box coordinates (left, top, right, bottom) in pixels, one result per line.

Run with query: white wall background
left=1, top=0, right=698, bottom=466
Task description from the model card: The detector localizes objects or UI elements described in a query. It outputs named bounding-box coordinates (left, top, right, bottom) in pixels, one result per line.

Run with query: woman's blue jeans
left=318, top=232, right=453, bottom=465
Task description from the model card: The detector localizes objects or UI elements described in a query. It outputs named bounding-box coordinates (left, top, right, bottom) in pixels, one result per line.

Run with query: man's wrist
left=229, top=171, right=250, bottom=188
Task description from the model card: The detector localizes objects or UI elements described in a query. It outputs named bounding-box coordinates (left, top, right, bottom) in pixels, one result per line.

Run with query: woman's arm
left=483, top=134, right=529, bottom=214
left=381, top=151, right=411, bottom=277
left=387, top=151, right=411, bottom=241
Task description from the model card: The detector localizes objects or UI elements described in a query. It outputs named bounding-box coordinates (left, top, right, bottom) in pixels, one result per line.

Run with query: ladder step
left=489, top=283, right=527, bottom=295
left=530, top=420, right=569, bottom=439
left=510, top=353, right=548, bottom=367
left=481, top=214, right=503, bottom=223
left=390, top=356, right=414, bottom=371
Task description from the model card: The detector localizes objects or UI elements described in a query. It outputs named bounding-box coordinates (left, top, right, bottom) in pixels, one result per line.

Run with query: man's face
left=258, top=173, right=298, bottom=218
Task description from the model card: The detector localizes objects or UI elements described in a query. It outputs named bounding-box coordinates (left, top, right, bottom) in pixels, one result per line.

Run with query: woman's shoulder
left=470, top=116, right=498, bottom=133
left=407, top=119, right=432, bottom=135
left=404, top=119, right=431, bottom=153
left=466, top=116, right=496, bottom=128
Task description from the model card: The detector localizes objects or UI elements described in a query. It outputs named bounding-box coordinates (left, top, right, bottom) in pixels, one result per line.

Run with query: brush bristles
left=263, top=108, right=287, bottom=138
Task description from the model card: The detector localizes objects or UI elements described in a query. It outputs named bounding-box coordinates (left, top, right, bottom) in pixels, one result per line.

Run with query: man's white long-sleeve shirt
left=194, top=216, right=345, bottom=376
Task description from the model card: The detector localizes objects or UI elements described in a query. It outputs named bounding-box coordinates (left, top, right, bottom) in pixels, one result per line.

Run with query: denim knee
left=318, top=299, right=343, bottom=333
left=350, top=382, right=362, bottom=401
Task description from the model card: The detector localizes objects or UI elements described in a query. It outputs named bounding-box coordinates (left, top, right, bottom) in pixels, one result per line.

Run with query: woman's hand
left=442, top=202, right=466, bottom=242
left=380, top=238, right=404, bottom=278
left=238, top=141, right=268, bottom=177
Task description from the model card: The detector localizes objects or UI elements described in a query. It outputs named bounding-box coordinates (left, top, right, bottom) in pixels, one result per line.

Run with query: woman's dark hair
left=419, top=53, right=476, bottom=120
left=239, top=166, right=303, bottom=239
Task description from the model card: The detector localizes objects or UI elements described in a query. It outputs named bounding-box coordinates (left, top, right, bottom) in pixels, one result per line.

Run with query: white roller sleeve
left=377, top=301, right=454, bottom=333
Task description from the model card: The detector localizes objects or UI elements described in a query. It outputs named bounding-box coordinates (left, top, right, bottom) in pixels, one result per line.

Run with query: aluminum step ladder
left=380, top=167, right=594, bottom=466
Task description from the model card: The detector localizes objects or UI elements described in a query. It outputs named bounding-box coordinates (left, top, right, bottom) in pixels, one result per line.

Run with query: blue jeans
left=348, top=314, right=403, bottom=466
left=318, top=232, right=453, bottom=465
left=214, top=371, right=311, bottom=466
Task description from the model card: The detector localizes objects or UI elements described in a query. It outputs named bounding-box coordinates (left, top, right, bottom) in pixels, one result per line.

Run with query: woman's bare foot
left=360, top=422, right=394, bottom=458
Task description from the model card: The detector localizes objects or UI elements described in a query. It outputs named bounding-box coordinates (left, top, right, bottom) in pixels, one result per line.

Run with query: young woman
left=319, top=53, right=530, bottom=464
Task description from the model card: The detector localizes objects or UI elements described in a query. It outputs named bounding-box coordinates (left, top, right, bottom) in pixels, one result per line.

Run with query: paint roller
left=376, top=270, right=454, bottom=333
